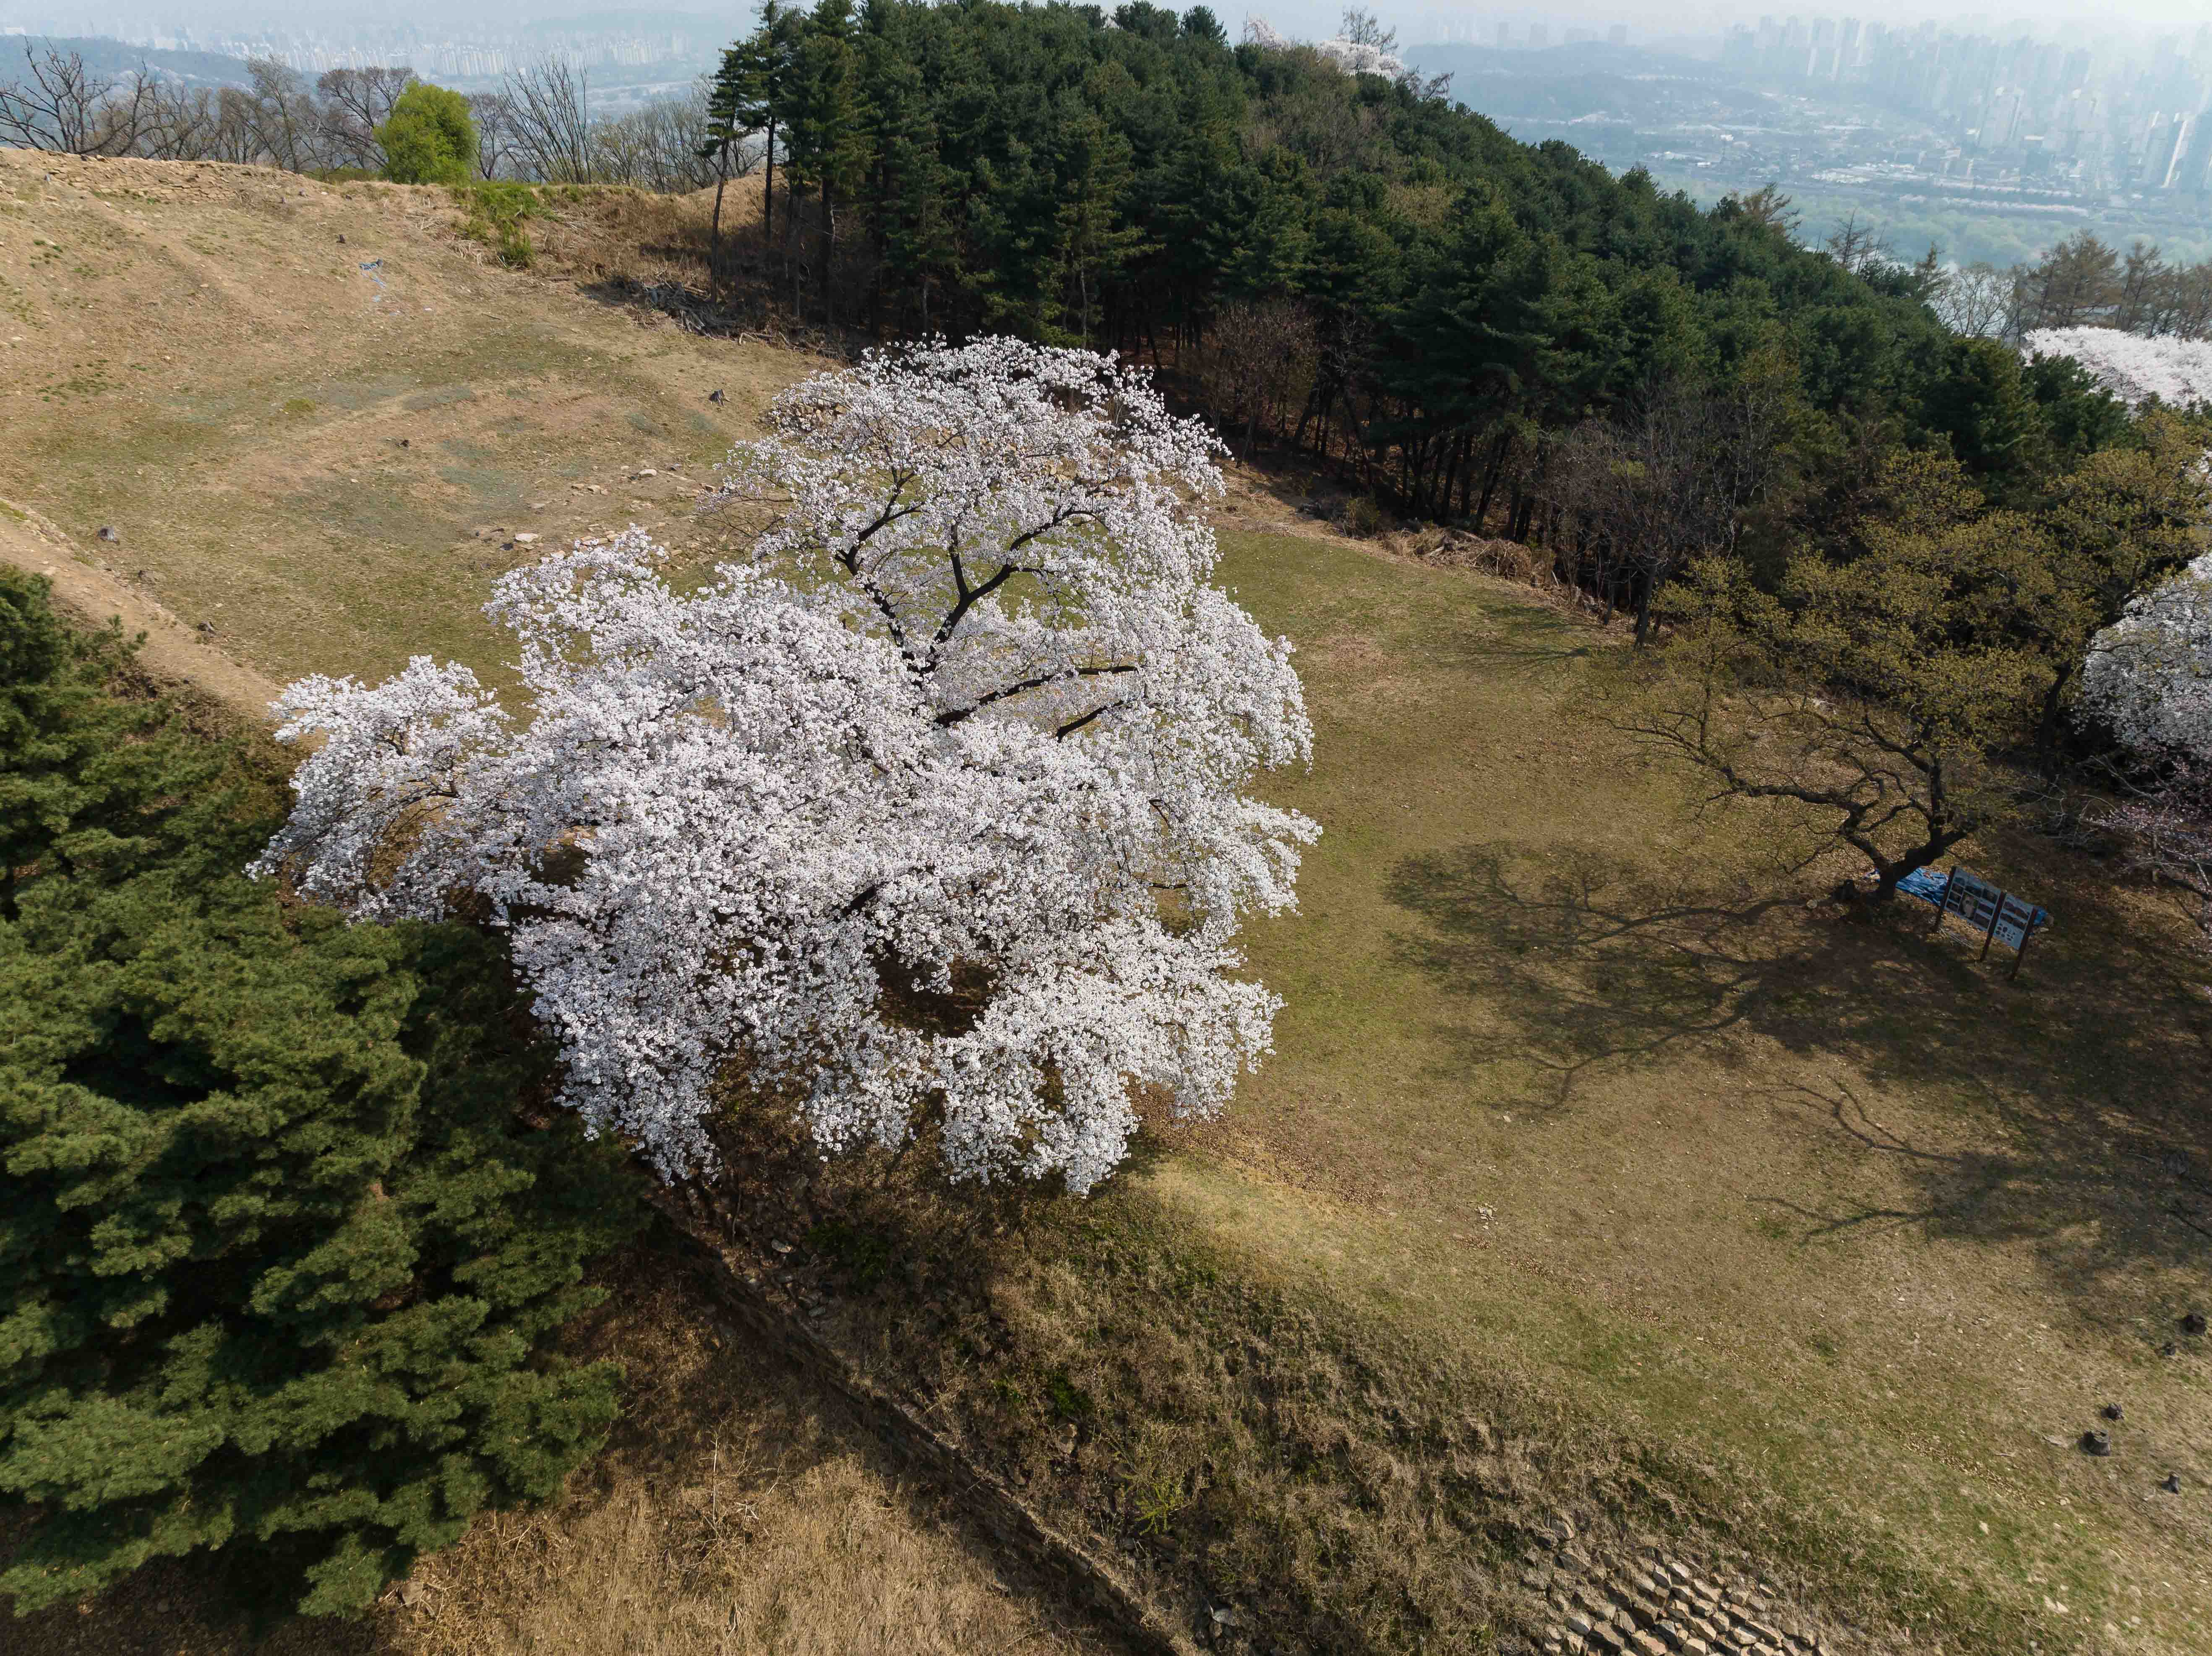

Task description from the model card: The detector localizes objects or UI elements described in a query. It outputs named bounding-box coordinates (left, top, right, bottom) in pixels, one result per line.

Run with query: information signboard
left=1895, top=864, right=2050, bottom=977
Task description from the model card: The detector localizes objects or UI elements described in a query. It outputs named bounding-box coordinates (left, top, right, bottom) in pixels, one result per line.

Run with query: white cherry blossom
left=2026, top=327, right=2212, bottom=410
left=2081, top=551, right=2212, bottom=761
left=255, top=339, right=1318, bottom=1192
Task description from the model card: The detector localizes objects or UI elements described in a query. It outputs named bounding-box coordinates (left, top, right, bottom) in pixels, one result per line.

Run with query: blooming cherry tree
left=2026, top=327, right=2212, bottom=410
left=2082, top=552, right=2212, bottom=938
left=254, top=339, right=1317, bottom=1190
left=2081, top=552, right=2212, bottom=760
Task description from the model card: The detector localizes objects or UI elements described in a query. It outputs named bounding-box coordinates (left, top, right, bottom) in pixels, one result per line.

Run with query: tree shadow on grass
left=1385, top=843, right=2212, bottom=1338
left=1384, top=845, right=1802, bottom=1107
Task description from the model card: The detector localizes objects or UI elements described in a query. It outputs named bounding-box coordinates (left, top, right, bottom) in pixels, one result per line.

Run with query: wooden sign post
left=1894, top=864, right=2050, bottom=978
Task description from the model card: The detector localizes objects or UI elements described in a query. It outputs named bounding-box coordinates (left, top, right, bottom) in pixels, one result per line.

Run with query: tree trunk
left=708, top=147, right=730, bottom=289
left=762, top=120, right=776, bottom=245
left=2035, top=664, right=2072, bottom=779
left=822, top=180, right=835, bottom=330
left=1475, top=430, right=1512, bottom=531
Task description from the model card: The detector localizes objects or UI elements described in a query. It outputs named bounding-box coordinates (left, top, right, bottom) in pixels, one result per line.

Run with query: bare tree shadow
left=1385, top=845, right=1800, bottom=1110
left=1386, top=842, right=2212, bottom=1336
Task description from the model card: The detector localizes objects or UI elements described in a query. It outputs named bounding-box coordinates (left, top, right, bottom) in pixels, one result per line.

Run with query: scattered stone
left=2102, top=1402, right=2124, bottom=1421
left=512, top=531, right=539, bottom=545
left=2082, top=1429, right=2112, bottom=1457
left=2162, top=1473, right=2183, bottom=1494
left=2184, top=1311, right=2207, bottom=1336
left=634, top=468, right=658, bottom=479
left=97, top=525, right=119, bottom=542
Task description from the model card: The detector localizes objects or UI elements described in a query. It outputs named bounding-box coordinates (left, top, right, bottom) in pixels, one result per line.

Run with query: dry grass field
left=5, top=151, right=2211, bottom=1655
left=1189, top=529, right=2212, bottom=1652
left=0, top=150, right=793, bottom=690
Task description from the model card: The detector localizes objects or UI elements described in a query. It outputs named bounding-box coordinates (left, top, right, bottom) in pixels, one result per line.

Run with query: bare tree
left=468, top=92, right=518, bottom=179
left=1547, top=366, right=1792, bottom=643
left=1932, top=260, right=2012, bottom=338
left=1197, top=298, right=1320, bottom=456
left=592, top=95, right=718, bottom=193
left=0, top=42, right=151, bottom=156
left=1823, top=210, right=1894, bottom=280
left=209, top=87, right=266, bottom=165
left=237, top=59, right=332, bottom=173
left=316, top=66, right=416, bottom=171
left=504, top=59, right=594, bottom=184
left=138, top=81, right=223, bottom=161
left=2100, top=766, right=2212, bottom=944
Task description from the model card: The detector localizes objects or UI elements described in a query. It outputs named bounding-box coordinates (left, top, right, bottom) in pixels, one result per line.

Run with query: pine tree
left=785, top=0, right=871, bottom=328
left=862, top=30, right=953, bottom=333
left=0, top=571, right=642, bottom=1619
left=701, top=46, right=749, bottom=280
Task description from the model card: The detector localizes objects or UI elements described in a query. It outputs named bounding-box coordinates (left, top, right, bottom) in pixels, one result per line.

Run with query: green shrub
left=377, top=83, right=477, bottom=187
left=0, top=570, right=643, bottom=1618
left=1337, top=495, right=1388, bottom=538
left=456, top=180, right=541, bottom=268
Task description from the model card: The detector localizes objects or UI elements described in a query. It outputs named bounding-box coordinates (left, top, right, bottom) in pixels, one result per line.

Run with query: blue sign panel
left=1899, top=864, right=2050, bottom=968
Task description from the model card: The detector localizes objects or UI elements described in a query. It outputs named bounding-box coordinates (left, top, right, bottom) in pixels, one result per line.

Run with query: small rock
left=512, top=532, right=538, bottom=545
left=2102, top=1403, right=2124, bottom=1421
left=634, top=468, right=658, bottom=479
left=97, top=525, right=119, bottom=542
left=2162, top=1473, right=2183, bottom=1493
left=2081, top=1429, right=2112, bottom=1457
left=2184, top=1311, right=2207, bottom=1336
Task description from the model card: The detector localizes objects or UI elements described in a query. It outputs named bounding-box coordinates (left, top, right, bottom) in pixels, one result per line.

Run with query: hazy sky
left=19, top=0, right=2212, bottom=43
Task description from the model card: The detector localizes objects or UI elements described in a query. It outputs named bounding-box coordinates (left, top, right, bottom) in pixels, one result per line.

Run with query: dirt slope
left=0, top=495, right=280, bottom=720
left=0, top=149, right=803, bottom=688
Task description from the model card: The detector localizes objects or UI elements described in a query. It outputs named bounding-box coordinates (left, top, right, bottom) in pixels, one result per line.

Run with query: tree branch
left=934, top=663, right=1137, bottom=728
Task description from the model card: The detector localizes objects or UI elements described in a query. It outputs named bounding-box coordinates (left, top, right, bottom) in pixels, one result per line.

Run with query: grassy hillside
left=0, top=151, right=798, bottom=690
left=1199, top=526, right=2212, bottom=1651
left=6, top=152, right=2211, bottom=1655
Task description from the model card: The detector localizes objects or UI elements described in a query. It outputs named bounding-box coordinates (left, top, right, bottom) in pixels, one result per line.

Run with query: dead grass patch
left=392, top=1246, right=1122, bottom=1656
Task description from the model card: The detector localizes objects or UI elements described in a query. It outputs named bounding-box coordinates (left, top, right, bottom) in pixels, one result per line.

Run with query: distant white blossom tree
left=2082, top=552, right=2212, bottom=759
left=254, top=339, right=1318, bottom=1191
left=2082, top=553, right=2212, bottom=938
left=2026, top=326, right=2212, bottom=409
